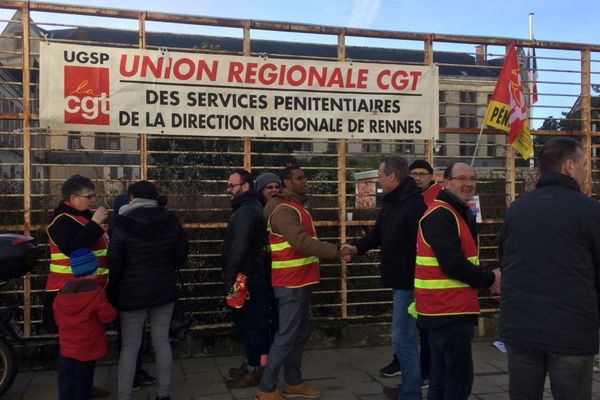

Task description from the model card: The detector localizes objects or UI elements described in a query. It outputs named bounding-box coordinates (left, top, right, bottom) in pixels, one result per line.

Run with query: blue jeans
left=506, top=342, right=593, bottom=400
left=392, top=289, right=421, bottom=400
left=230, top=272, right=270, bottom=367
left=57, top=354, right=95, bottom=400
left=427, top=321, right=474, bottom=400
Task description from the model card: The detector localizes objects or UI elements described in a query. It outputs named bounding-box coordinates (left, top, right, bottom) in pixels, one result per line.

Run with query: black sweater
left=499, top=172, right=600, bottom=355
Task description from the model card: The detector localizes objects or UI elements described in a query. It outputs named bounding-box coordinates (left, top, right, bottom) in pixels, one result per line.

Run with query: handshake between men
left=339, top=244, right=356, bottom=263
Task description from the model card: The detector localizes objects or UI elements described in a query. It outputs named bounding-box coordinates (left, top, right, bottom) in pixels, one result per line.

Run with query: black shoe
left=383, top=385, right=400, bottom=400
left=155, top=397, right=171, bottom=400
left=379, top=358, right=401, bottom=377
left=135, top=369, right=158, bottom=386
left=421, top=378, right=430, bottom=389
left=132, top=381, right=141, bottom=391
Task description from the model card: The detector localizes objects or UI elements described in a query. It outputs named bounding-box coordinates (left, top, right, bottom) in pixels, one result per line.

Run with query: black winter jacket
left=222, top=190, right=267, bottom=289
left=106, top=206, right=188, bottom=311
left=354, top=177, right=426, bottom=289
left=499, top=172, right=600, bottom=355
left=417, top=189, right=495, bottom=329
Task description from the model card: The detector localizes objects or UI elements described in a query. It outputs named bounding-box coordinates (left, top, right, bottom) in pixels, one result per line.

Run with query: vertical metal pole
left=338, top=31, right=348, bottom=319
left=581, top=48, right=592, bottom=195
left=505, top=43, right=516, bottom=206
left=21, top=4, right=32, bottom=338
left=243, top=24, right=252, bottom=171
left=139, top=13, right=148, bottom=180
left=424, top=36, right=434, bottom=165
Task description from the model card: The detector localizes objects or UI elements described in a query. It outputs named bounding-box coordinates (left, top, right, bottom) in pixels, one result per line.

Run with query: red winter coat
left=53, top=279, right=118, bottom=361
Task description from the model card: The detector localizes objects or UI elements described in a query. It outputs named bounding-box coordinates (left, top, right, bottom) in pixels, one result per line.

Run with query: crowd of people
left=44, top=136, right=600, bottom=400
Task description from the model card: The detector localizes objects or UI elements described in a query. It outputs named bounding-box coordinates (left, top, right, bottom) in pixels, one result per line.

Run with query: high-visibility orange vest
left=46, top=214, right=109, bottom=291
left=268, top=200, right=320, bottom=288
left=414, top=199, right=480, bottom=316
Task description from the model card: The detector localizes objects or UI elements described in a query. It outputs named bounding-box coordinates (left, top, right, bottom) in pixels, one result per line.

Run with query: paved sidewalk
left=6, top=340, right=600, bottom=399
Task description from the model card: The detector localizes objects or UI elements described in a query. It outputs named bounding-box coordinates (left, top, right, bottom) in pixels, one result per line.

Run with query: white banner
left=40, top=42, right=439, bottom=140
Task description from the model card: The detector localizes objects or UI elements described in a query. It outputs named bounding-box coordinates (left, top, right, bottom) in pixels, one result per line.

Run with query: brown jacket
left=264, top=190, right=339, bottom=260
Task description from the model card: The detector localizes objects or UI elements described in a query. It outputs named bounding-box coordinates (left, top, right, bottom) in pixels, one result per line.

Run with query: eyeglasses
left=448, top=176, right=478, bottom=183
left=264, top=184, right=280, bottom=190
left=410, top=172, right=432, bottom=178
left=76, top=193, right=96, bottom=200
left=226, top=183, right=242, bottom=190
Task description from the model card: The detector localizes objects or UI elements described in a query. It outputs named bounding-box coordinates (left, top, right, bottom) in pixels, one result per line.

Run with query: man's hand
left=92, top=206, right=108, bottom=225
left=340, top=244, right=357, bottom=262
left=490, top=268, right=501, bottom=296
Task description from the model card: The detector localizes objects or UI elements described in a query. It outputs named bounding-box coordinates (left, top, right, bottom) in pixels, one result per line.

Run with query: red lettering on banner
left=119, top=54, right=218, bottom=81
left=64, top=65, right=110, bottom=125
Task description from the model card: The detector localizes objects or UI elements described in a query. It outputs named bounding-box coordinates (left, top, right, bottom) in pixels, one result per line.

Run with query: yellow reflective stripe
left=269, top=242, right=292, bottom=251
left=50, top=265, right=109, bottom=275
left=272, top=256, right=319, bottom=269
left=49, top=264, right=72, bottom=274
left=51, top=249, right=107, bottom=261
left=414, top=278, right=470, bottom=289
left=416, top=256, right=438, bottom=266
left=93, top=249, right=107, bottom=257
left=416, top=256, right=479, bottom=267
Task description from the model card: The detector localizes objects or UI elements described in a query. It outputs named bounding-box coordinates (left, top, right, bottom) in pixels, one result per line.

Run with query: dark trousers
left=427, top=322, right=474, bottom=400
left=506, top=342, right=593, bottom=400
left=231, top=272, right=270, bottom=367
left=420, top=327, right=431, bottom=380
left=259, top=285, right=313, bottom=392
left=57, top=354, right=96, bottom=400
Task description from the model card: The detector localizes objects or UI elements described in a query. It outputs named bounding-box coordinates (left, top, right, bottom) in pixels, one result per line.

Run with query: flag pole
left=470, top=124, right=485, bottom=167
left=528, top=12, right=535, bottom=167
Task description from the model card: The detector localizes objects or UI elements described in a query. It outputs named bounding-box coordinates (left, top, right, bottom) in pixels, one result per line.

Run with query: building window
left=326, top=140, right=337, bottom=153
left=298, top=141, right=313, bottom=152
left=487, top=139, right=496, bottom=157
left=95, top=133, right=120, bottom=150
left=395, top=143, right=415, bottom=154
left=459, top=114, right=478, bottom=128
left=460, top=91, right=477, bottom=104
left=460, top=140, right=476, bottom=157
left=362, top=140, right=381, bottom=153
left=435, top=140, right=447, bottom=156
left=68, top=131, right=82, bottom=149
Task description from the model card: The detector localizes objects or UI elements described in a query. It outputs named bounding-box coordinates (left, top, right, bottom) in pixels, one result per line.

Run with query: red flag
left=483, top=42, right=533, bottom=159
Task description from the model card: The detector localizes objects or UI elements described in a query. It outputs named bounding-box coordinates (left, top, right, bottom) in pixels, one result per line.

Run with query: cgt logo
left=64, top=65, right=110, bottom=125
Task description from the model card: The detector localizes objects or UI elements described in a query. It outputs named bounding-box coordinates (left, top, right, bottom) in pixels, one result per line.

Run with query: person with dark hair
left=53, top=248, right=118, bottom=400
left=414, top=162, right=500, bottom=400
left=499, top=137, right=600, bottom=399
left=222, top=170, right=270, bottom=388
left=256, top=165, right=347, bottom=400
left=107, top=180, right=188, bottom=400
left=343, top=155, right=427, bottom=400
left=44, top=174, right=110, bottom=398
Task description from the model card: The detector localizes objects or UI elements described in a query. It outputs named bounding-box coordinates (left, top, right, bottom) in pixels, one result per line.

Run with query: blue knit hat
left=70, top=248, right=98, bottom=277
